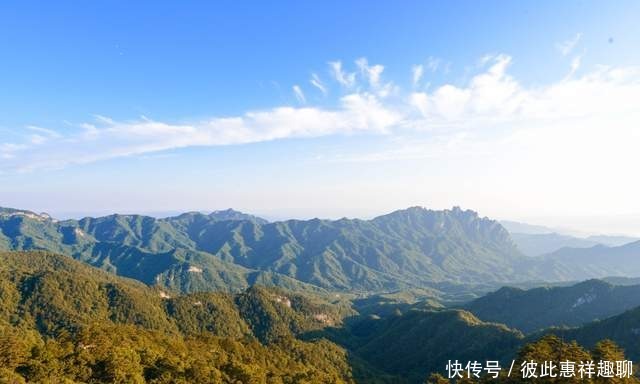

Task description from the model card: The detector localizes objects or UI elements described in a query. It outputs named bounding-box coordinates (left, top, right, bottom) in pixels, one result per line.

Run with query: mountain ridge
left=465, top=278, right=640, bottom=333
left=3, top=204, right=640, bottom=297
left=0, top=205, right=532, bottom=295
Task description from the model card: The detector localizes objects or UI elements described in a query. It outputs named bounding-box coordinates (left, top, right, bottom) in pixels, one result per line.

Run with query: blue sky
left=2, top=1, right=640, bottom=234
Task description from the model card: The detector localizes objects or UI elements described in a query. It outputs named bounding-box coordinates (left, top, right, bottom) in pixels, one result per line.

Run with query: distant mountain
left=500, top=220, right=555, bottom=234
left=175, top=208, right=269, bottom=224
left=465, top=279, right=640, bottom=333
left=587, top=234, right=640, bottom=247
left=503, top=220, right=638, bottom=256
left=0, top=205, right=538, bottom=294
left=535, top=241, right=640, bottom=281
left=510, top=232, right=602, bottom=256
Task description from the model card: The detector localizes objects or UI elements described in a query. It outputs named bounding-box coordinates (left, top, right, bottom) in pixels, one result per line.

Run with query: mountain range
left=0, top=206, right=533, bottom=297
left=3, top=205, right=640, bottom=299
left=502, top=219, right=638, bottom=256
left=465, top=279, right=640, bottom=333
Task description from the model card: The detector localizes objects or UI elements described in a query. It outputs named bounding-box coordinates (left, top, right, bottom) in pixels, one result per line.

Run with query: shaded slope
left=465, top=279, right=640, bottom=333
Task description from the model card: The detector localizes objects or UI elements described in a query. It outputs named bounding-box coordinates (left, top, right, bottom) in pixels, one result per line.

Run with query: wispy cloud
left=426, top=56, right=441, bottom=72
left=329, top=60, right=356, bottom=88
left=412, top=64, right=424, bottom=86
left=3, top=54, right=640, bottom=177
left=355, top=57, right=384, bottom=88
left=26, top=125, right=62, bottom=138
left=565, top=55, right=582, bottom=79
left=309, top=73, right=327, bottom=95
left=292, top=85, right=306, bottom=104
left=557, top=33, right=582, bottom=56
left=1, top=92, right=401, bottom=172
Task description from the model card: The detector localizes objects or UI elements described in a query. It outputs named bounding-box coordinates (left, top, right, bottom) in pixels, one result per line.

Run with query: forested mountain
left=324, top=306, right=523, bottom=383
left=0, top=206, right=536, bottom=295
left=0, top=251, right=525, bottom=383
left=0, top=251, right=360, bottom=383
left=3, top=250, right=640, bottom=383
left=0, top=251, right=353, bottom=339
left=465, top=279, right=640, bottom=333
left=550, top=305, right=640, bottom=362
left=3, top=205, right=640, bottom=298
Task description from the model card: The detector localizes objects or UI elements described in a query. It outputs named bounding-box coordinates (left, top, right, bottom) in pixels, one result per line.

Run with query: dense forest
left=0, top=251, right=359, bottom=383
left=2, top=251, right=640, bottom=383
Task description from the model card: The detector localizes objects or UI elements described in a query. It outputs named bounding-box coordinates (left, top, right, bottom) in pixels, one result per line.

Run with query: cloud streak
left=309, top=73, right=327, bottom=95
left=3, top=54, right=640, bottom=176
left=412, top=64, right=423, bottom=86
left=557, top=33, right=582, bottom=56
left=292, top=85, right=306, bottom=104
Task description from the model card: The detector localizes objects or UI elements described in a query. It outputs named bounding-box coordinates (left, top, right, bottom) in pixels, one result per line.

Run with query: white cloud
left=412, top=64, right=423, bottom=86
left=310, top=73, right=327, bottom=95
left=4, top=53, right=640, bottom=192
left=0, top=91, right=402, bottom=172
left=329, top=61, right=356, bottom=88
left=409, top=54, right=523, bottom=123
left=292, top=85, right=306, bottom=104
left=557, top=33, right=582, bottom=56
left=26, top=125, right=62, bottom=138
left=355, top=57, right=385, bottom=88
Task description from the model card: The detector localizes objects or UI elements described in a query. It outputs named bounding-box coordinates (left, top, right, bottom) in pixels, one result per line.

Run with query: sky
left=1, top=1, right=640, bottom=235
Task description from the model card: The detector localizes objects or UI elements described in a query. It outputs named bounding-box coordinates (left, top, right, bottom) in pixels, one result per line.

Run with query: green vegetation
left=465, top=279, right=640, bottom=333
left=508, top=335, right=637, bottom=383
left=0, top=206, right=536, bottom=297
left=4, top=206, right=640, bottom=383
left=0, top=251, right=359, bottom=383
left=2, top=251, right=640, bottom=383
left=547, top=305, right=640, bottom=361
left=332, top=308, right=523, bottom=383
left=425, top=335, right=639, bottom=383
left=9, top=205, right=640, bottom=299
left=0, top=324, right=355, bottom=384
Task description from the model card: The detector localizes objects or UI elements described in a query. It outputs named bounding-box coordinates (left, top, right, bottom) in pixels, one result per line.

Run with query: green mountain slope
left=0, top=251, right=361, bottom=383
left=0, top=251, right=535, bottom=383
left=319, top=305, right=523, bottom=383
left=0, top=206, right=536, bottom=294
left=0, top=251, right=350, bottom=338
left=6, top=205, right=638, bottom=296
left=0, top=210, right=327, bottom=294
left=465, top=279, right=640, bottom=333
left=546, top=304, right=640, bottom=362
